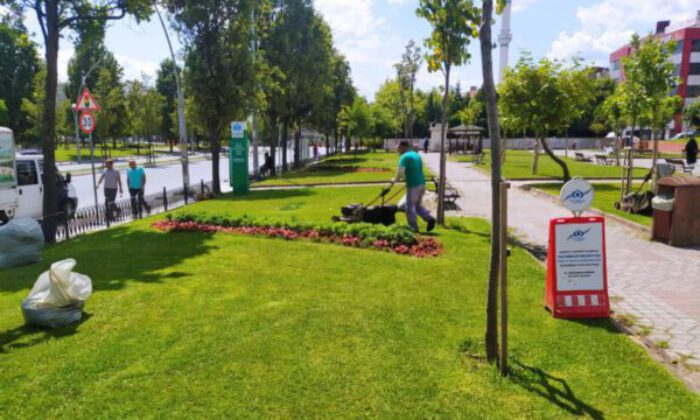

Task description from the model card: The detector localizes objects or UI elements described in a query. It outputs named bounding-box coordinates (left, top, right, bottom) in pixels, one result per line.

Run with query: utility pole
left=72, top=57, right=104, bottom=163
left=498, top=0, right=513, bottom=82
left=154, top=2, right=190, bottom=193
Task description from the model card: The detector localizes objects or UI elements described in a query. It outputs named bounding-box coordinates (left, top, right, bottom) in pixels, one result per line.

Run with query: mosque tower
left=498, top=0, right=513, bottom=82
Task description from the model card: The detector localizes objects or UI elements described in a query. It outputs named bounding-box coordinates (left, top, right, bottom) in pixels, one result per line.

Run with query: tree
left=417, top=0, right=480, bottom=225
left=156, top=59, right=179, bottom=152
left=0, top=14, right=40, bottom=143
left=338, top=97, right=373, bottom=147
left=167, top=0, right=257, bottom=194
left=394, top=39, right=422, bottom=138
left=479, top=0, right=506, bottom=365
left=684, top=101, right=700, bottom=130
left=625, top=35, right=677, bottom=175
left=2, top=0, right=151, bottom=240
left=93, top=66, right=127, bottom=152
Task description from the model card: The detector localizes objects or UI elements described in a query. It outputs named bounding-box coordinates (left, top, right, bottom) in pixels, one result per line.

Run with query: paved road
left=71, top=147, right=328, bottom=209
left=423, top=153, right=700, bottom=387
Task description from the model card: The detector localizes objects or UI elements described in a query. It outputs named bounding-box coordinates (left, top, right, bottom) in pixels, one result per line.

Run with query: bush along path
left=154, top=214, right=443, bottom=258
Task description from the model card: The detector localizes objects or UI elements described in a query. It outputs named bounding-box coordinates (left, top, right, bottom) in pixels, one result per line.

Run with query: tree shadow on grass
left=509, top=360, right=605, bottom=419
left=0, top=313, right=92, bottom=354
left=0, top=226, right=216, bottom=293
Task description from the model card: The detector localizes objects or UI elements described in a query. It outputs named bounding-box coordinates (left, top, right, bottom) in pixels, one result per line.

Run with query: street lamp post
left=154, top=2, right=190, bottom=196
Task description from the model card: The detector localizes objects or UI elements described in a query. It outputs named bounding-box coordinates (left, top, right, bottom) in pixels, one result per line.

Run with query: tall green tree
left=684, top=101, right=700, bottom=130
left=155, top=59, right=179, bottom=152
left=394, top=39, right=422, bottom=138
left=338, top=97, right=373, bottom=146
left=0, top=14, right=40, bottom=142
left=1, top=0, right=151, bottom=236
left=93, top=65, right=126, bottom=151
left=417, top=0, right=480, bottom=224
left=312, top=51, right=355, bottom=154
left=168, top=0, right=256, bottom=194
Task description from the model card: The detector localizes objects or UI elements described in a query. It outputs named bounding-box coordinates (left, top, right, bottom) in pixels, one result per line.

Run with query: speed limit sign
left=79, top=111, right=96, bottom=135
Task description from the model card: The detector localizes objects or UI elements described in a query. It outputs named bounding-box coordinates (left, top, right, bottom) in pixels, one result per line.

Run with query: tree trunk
left=532, top=131, right=539, bottom=175
left=40, top=0, right=60, bottom=241
left=210, top=129, right=221, bottom=194
left=540, top=136, right=571, bottom=182
left=282, top=122, right=288, bottom=172
left=294, top=124, right=301, bottom=168
left=169, top=138, right=174, bottom=153
left=480, top=0, right=502, bottom=365
left=651, top=111, right=660, bottom=185
left=252, top=115, right=259, bottom=179
left=437, top=65, right=450, bottom=225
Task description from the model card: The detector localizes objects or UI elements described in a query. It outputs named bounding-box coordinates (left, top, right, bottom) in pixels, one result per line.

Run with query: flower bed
left=153, top=214, right=442, bottom=258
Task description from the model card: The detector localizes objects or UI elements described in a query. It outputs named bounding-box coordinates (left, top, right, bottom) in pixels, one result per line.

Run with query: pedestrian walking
left=127, top=160, right=150, bottom=218
left=683, top=134, right=698, bottom=171
left=423, top=138, right=429, bottom=153
left=96, top=159, right=122, bottom=221
left=385, top=140, right=436, bottom=233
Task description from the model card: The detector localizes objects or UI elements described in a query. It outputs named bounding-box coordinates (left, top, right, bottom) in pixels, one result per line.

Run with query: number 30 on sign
left=79, top=111, right=96, bottom=135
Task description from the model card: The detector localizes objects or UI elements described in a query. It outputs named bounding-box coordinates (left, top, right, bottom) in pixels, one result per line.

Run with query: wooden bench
left=432, top=177, right=460, bottom=204
left=575, top=152, right=592, bottom=163
left=595, top=154, right=614, bottom=165
left=666, top=158, right=694, bottom=175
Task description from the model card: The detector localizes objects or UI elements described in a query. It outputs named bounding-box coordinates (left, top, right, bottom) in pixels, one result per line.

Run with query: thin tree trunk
left=41, top=0, right=60, bottom=241
left=252, top=115, right=259, bottom=178
left=481, top=0, right=503, bottom=364
left=282, top=122, right=288, bottom=172
left=210, top=129, right=221, bottom=194
left=540, top=136, right=571, bottom=182
left=294, top=124, right=301, bottom=168
left=532, top=131, right=539, bottom=174
left=437, top=65, right=450, bottom=225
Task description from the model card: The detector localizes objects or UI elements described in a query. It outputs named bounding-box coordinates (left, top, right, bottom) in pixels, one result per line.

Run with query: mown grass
left=256, top=151, right=433, bottom=186
left=53, top=144, right=165, bottom=163
left=0, top=186, right=697, bottom=417
left=530, top=182, right=653, bottom=228
left=452, top=150, right=648, bottom=180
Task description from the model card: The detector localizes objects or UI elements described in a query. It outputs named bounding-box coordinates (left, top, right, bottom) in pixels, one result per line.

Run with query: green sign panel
left=229, top=127, right=249, bottom=195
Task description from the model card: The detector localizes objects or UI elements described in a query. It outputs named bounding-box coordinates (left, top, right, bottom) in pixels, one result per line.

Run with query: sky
left=6, top=0, right=700, bottom=99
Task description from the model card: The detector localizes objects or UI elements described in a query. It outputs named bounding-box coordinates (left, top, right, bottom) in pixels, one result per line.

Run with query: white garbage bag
left=0, top=218, right=43, bottom=268
left=397, top=190, right=438, bottom=213
left=22, top=259, right=92, bottom=328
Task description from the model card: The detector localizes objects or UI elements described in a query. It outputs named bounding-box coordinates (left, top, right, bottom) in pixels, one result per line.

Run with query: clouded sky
left=12, top=0, right=700, bottom=99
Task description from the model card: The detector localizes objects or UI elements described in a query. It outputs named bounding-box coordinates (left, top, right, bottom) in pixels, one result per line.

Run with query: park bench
left=575, top=152, right=592, bottom=163
left=666, top=158, right=694, bottom=175
left=432, top=177, right=460, bottom=205
left=595, top=154, right=614, bottom=165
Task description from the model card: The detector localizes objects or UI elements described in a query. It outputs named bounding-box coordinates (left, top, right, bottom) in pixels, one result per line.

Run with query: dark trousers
left=129, top=188, right=150, bottom=218
left=104, top=188, right=118, bottom=221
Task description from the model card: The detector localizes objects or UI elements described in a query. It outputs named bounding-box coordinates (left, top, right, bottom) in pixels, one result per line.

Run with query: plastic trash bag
left=22, top=259, right=92, bottom=328
left=397, top=190, right=438, bottom=213
left=0, top=218, right=43, bottom=269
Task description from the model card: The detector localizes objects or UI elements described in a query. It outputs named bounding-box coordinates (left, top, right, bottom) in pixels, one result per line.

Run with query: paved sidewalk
left=423, top=153, right=700, bottom=370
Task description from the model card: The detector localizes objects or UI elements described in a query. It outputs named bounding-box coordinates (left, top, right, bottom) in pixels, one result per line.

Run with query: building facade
left=610, top=11, right=700, bottom=134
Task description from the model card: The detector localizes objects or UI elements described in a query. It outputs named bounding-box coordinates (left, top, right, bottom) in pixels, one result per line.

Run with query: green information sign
left=229, top=121, right=249, bottom=195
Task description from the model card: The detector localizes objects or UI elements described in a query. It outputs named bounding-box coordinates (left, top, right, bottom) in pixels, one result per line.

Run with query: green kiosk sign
left=229, top=121, right=249, bottom=195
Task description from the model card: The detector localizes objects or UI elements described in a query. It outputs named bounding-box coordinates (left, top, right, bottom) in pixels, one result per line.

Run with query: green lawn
left=1, top=186, right=697, bottom=417
left=530, top=182, right=653, bottom=228
left=452, top=150, right=648, bottom=180
left=54, top=144, right=164, bottom=163
left=256, top=151, right=433, bottom=186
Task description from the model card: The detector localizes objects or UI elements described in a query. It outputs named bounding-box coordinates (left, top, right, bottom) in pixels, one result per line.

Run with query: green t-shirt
left=399, top=150, right=425, bottom=188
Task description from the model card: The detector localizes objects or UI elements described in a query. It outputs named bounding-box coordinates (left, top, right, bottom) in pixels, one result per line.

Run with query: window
left=16, top=160, right=38, bottom=186
left=612, top=60, right=621, bottom=71
left=674, top=40, right=684, bottom=55
left=687, top=85, right=700, bottom=98
left=690, top=63, right=700, bottom=75
left=692, top=39, right=700, bottom=52
left=674, top=64, right=682, bottom=76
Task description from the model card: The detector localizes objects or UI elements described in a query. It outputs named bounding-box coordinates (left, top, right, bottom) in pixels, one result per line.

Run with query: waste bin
left=653, top=176, right=700, bottom=247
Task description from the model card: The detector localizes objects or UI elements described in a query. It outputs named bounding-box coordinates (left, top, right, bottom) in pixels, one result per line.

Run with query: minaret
left=498, top=0, right=513, bottom=82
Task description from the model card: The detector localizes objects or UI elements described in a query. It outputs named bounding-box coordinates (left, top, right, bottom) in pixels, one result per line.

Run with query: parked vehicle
left=670, top=131, right=696, bottom=141
left=0, top=127, right=78, bottom=224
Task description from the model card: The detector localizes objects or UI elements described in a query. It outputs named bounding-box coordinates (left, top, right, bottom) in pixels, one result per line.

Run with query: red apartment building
left=610, top=11, right=700, bottom=135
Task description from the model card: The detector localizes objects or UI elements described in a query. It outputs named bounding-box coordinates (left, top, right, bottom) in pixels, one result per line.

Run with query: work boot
left=426, top=218, right=436, bottom=232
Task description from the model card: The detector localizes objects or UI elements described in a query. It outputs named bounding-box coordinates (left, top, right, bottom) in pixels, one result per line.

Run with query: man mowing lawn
left=387, top=140, right=436, bottom=233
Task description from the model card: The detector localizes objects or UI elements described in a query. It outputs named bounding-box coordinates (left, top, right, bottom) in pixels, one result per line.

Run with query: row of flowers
left=153, top=215, right=442, bottom=258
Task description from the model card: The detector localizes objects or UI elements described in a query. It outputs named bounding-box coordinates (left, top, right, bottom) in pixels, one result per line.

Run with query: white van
left=0, top=127, right=78, bottom=223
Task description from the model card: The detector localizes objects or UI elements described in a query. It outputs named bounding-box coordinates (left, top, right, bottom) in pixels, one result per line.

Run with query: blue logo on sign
left=567, top=228, right=590, bottom=242
left=563, top=188, right=593, bottom=204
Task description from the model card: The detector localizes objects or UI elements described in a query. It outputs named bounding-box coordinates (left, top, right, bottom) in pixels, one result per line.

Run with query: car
left=0, top=127, right=78, bottom=224
left=670, top=131, right=696, bottom=141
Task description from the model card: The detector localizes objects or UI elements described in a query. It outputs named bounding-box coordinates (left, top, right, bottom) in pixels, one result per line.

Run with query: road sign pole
left=90, top=132, right=98, bottom=211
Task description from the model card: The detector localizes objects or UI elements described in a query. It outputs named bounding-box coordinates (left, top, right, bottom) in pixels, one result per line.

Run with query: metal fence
left=38, top=155, right=325, bottom=243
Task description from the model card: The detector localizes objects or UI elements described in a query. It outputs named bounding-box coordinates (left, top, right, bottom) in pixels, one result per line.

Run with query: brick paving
left=423, top=153, right=700, bottom=368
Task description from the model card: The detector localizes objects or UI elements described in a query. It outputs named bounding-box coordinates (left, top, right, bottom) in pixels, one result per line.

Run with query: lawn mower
left=332, top=185, right=405, bottom=226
